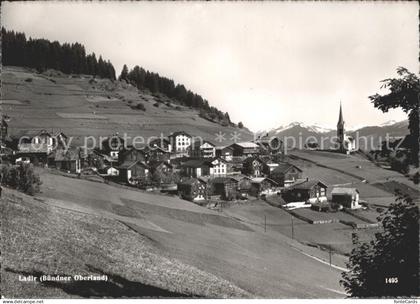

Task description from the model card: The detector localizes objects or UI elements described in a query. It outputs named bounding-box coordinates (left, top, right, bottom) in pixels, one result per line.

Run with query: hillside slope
left=1, top=66, right=253, bottom=146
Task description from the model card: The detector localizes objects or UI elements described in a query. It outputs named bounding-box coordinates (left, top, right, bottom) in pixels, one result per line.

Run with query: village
left=0, top=103, right=366, bottom=217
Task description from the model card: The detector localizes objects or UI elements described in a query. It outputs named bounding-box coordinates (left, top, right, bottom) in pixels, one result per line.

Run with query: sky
left=2, top=1, right=418, bottom=132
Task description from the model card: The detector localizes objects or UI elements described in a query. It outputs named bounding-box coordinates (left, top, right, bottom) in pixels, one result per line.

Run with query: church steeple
left=337, top=102, right=344, bottom=128
left=337, top=102, right=345, bottom=151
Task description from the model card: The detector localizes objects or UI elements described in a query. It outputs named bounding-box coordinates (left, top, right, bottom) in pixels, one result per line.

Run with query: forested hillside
left=1, top=28, right=238, bottom=128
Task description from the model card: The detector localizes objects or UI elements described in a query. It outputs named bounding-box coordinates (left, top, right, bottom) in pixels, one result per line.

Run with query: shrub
left=0, top=164, right=42, bottom=195
left=133, top=103, right=146, bottom=111
left=175, top=106, right=182, bottom=110
left=25, top=78, right=33, bottom=82
left=153, top=102, right=159, bottom=108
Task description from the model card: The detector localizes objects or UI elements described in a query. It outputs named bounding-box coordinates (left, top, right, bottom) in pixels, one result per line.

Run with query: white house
left=168, top=131, right=192, bottom=157
left=209, top=158, right=227, bottom=176
left=190, top=140, right=216, bottom=158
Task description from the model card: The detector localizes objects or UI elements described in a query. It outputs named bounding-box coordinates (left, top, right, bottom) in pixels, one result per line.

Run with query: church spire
left=337, top=101, right=344, bottom=127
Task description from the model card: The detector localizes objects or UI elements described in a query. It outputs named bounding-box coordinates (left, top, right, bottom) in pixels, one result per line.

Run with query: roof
left=191, top=139, right=215, bottom=148
left=251, top=177, right=278, bottom=185
left=178, top=178, right=204, bottom=186
left=228, top=174, right=251, bottom=182
left=243, top=156, right=265, bottom=164
left=117, top=160, right=148, bottom=170
left=54, top=149, right=80, bottom=161
left=232, top=142, right=259, bottom=149
left=292, top=179, right=327, bottom=190
left=182, top=159, right=212, bottom=168
left=272, top=162, right=302, bottom=174
left=17, top=143, right=50, bottom=153
left=211, top=176, right=239, bottom=184
left=332, top=187, right=359, bottom=195
left=15, top=129, right=52, bottom=138
left=168, top=131, right=191, bottom=138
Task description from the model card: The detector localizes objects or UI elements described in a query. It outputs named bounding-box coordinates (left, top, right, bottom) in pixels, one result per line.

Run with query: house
left=99, top=165, right=119, bottom=177
left=229, top=174, right=252, bottom=197
left=18, top=129, right=54, bottom=153
left=117, top=160, right=149, bottom=185
left=148, top=161, right=178, bottom=185
left=118, top=146, right=147, bottom=164
left=270, top=163, right=303, bottom=187
left=210, top=177, right=238, bottom=200
left=148, top=137, right=172, bottom=153
left=15, top=129, right=55, bottom=165
left=51, top=131, right=69, bottom=149
left=100, top=134, right=126, bottom=161
left=181, top=159, right=212, bottom=178
left=229, top=142, right=260, bottom=158
left=177, top=178, right=207, bottom=201
left=209, top=158, right=228, bottom=176
left=189, top=140, right=216, bottom=158
left=50, top=148, right=82, bottom=173
left=216, top=145, right=234, bottom=161
left=168, top=131, right=192, bottom=157
left=255, top=133, right=283, bottom=155
left=331, top=187, right=360, bottom=209
left=142, top=145, right=171, bottom=163
left=249, top=177, right=279, bottom=196
left=242, top=157, right=266, bottom=177
left=283, top=179, right=328, bottom=203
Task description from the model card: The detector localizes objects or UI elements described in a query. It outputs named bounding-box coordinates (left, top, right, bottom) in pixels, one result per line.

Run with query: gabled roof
left=178, top=177, right=205, bottom=186
left=231, top=142, right=259, bottom=149
left=211, top=176, right=239, bottom=184
left=117, top=160, right=148, bottom=170
left=53, top=149, right=80, bottom=161
left=228, top=174, right=251, bottom=182
left=191, top=139, right=215, bottom=148
left=251, top=177, right=278, bottom=185
left=291, top=179, right=327, bottom=190
left=272, top=162, right=303, bottom=174
left=243, top=156, right=265, bottom=165
left=168, top=131, right=192, bottom=138
left=182, top=159, right=212, bottom=168
left=332, top=187, right=359, bottom=195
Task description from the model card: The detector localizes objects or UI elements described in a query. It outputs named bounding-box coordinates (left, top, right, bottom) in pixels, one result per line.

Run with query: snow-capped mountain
left=258, top=119, right=409, bottom=150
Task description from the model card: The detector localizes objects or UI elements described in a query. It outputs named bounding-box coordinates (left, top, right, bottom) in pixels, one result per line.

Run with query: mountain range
left=258, top=120, right=409, bottom=150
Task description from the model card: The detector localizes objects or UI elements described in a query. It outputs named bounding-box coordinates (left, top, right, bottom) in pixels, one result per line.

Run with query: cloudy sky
left=2, top=1, right=418, bottom=132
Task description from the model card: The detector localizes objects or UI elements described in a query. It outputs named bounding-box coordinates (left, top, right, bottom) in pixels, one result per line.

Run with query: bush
left=25, top=78, right=33, bottom=82
left=131, top=103, right=146, bottom=111
left=0, top=164, right=42, bottom=195
left=153, top=102, right=159, bottom=108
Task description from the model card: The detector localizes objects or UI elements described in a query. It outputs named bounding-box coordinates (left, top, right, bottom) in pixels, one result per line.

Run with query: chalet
left=331, top=187, right=360, bottom=209
left=210, top=177, right=238, bottom=200
left=50, top=148, right=82, bottom=173
left=229, top=174, right=252, bottom=197
left=249, top=177, right=279, bottom=196
left=100, top=134, right=126, bottom=161
left=216, top=145, right=234, bottom=161
left=229, top=142, right=260, bottom=158
left=181, top=159, right=212, bottom=178
left=242, top=157, right=266, bottom=177
left=255, top=134, right=283, bottom=155
left=117, top=160, right=149, bottom=184
left=168, top=131, right=192, bottom=157
left=209, top=158, right=228, bottom=176
left=118, top=147, right=147, bottom=164
left=148, top=137, right=172, bottom=153
left=177, top=178, right=207, bottom=201
left=51, top=131, right=69, bottom=149
left=98, top=165, right=119, bottom=177
left=189, top=140, right=216, bottom=158
left=18, top=129, right=54, bottom=154
left=270, top=163, right=303, bottom=187
left=142, top=145, right=171, bottom=163
left=283, top=179, right=327, bottom=203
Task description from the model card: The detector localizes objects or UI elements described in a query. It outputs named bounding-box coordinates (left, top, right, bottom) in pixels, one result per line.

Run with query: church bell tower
left=337, top=102, right=345, bottom=151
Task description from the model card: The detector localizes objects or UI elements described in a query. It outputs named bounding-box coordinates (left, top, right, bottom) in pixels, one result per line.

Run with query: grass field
left=1, top=169, right=350, bottom=298
left=1, top=66, right=253, bottom=146
left=1, top=187, right=248, bottom=298
left=288, top=150, right=419, bottom=206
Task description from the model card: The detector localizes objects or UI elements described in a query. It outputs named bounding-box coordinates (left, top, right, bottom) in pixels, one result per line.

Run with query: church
left=337, top=103, right=357, bottom=154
